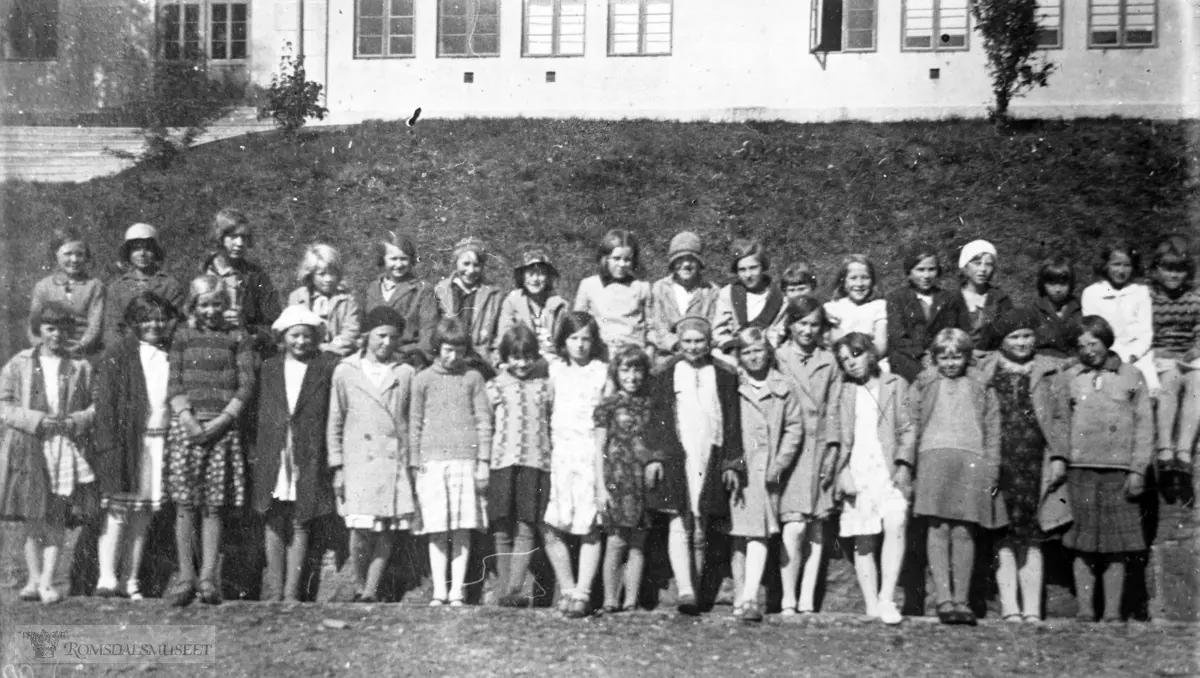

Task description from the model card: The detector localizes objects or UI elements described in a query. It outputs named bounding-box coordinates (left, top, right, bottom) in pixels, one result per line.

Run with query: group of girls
left=2, top=211, right=1195, bottom=630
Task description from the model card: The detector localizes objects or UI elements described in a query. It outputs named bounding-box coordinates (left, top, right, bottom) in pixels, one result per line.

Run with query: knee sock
left=950, top=523, right=975, bottom=605
left=1157, top=368, right=1182, bottom=457
left=364, top=532, right=394, bottom=599
left=1073, top=555, right=1097, bottom=620
left=284, top=523, right=310, bottom=601
left=175, top=507, right=198, bottom=583
left=428, top=534, right=450, bottom=601
left=1101, top=557, right=1125, bottom=621
left=506, top=521, right=537, bottom=597
left=492, top=522, right=514, bottom=596
left=741, top=538, right=768, bottom=608
left=24, top=535, right=42, bottom=588
left=541, top=526, right=576, bottom=596
left=692, top=524, right=707, bottom=589
left=264, top=520, right=288, bottom=600
left=602, top=532, right=628, bottom=608
left=623, top=530, right=646, bottom=609
left=996, top=546, right=1020, bottom=616
left=351, top=530, right=371, bottom=594
left=97, top=513, right=124, bottom=588
left=199, top=512, right=222, bottom=584
left=37, top=521, right=64, bottom=591
left=125, top=511, right=153, bottom=589
left=731, top=541, right=746, bottom=604
left=448, top=530, right=470, bottom=601
left=667, top=518, right=695, bottom=598
left=779, top=521, right=805, bottom=609
left=799, top=526, right=824, bottom=612
left=853, top=537, right=879, bottom=615
left=926, top=522, right=952, bottom=604
left=1019, top=546, right=1044, bottom=619
left=879, top=517, right=906, bottom=606
left=577, top=532, right=602, bottom=598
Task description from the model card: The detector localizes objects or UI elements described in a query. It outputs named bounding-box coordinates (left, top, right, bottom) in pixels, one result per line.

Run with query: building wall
left=297, top=0, right=1196, bottom=124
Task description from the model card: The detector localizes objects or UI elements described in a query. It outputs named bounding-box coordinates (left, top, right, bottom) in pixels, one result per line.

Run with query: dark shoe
left=740, top=602, right=764, bottom=623
left=1157, top=462, right=1179, bottom=503
left=497, top=593, right=530, bottom=608
left=19, top=584, right=40, bottom=602
left=936, top=601, right=955, bottom=625
left=676, top=593, right=701, bottom=616
left=93, top=586, right=120, bottom=599
left=953, top=602, right=977, bottom=626
left=358, top=593, right=377, bottom=604
left=564, top=595, right=592, bottom=619
left=168, top=579, right=196, bottom=608
left=197, top=579, right=221, bottom=606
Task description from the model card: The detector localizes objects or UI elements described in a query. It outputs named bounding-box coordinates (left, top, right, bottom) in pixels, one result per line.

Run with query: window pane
left=232, top=22, right=246, bottom=40
left=475, top=16, right=498, bottom=33
left=361, top=0, right=385, bottom=15
left=212, top=42, right=227, bottom=59
left=1125, top=29, right=1153, bottom=44
left=846, top=29, right=873, bottom=50
left=360, top=17, right=384, bottom=35
left=1090, top=29, right=1118, bottom=45
left=903, top=0, right=934, bottom=47
left=441, top=34, right=467, bottom=54
left=940, top=33, right=965, bottom=47
left=392, top=17, right=414, bottom=35
left=231, top=40, right=246, bottom=58
left=232, top=4, right=246, bottom=22
left=390, top=35, right=414, bottom=54
left=905, top=35, right=932, bottom=48
left=212, top=22, right=227, bottom=42
left=391, top=0, right=414, bottom=14
left=359, top=36, right=383, bottom=54
left=1035, top=28, right=1059, bottom=46
left=442, top=16, right=467, bottom=33
left=212, top=4, right=227, bottom=22
left=473, top=33, right=498, bottom=54
left=847, top=10, right=873, bottom=30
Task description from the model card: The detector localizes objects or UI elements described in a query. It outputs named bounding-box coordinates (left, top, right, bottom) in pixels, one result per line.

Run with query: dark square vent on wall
left=464, top=72, right=475, bottom=83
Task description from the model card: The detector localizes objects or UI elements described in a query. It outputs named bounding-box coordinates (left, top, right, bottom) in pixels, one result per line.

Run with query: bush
left=258, top=50, right=329, bottom=134
left=972, top=0, right=1055, bottom=126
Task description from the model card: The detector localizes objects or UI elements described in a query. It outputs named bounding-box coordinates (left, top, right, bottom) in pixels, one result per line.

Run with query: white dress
left=674, top=360, right=722, bottom=516
left=839, top=384, right=908, bottom=537
left=543, top=359, right=608, bottom=534
left=106, top=343, right=168, bottom=514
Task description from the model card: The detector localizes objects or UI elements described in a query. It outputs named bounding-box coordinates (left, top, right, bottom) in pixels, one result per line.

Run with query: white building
left=3, top=0, right=1198, bottom=123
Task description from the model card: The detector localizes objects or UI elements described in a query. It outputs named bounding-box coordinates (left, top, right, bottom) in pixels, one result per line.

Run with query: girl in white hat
left=104, top=223, right=186, bottom=349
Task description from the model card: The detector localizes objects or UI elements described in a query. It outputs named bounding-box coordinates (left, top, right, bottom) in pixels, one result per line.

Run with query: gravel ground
left=2, top=597, right=1196, bottom=677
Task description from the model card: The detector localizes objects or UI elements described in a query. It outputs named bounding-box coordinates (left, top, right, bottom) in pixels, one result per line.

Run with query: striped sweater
left=168, top=325, right=257, bottom=420
left=1150, top=284, right=1200, bottom=359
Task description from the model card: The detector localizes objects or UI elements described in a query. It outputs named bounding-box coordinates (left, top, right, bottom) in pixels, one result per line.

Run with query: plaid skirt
left=165, top=420, right=246, bottom=510
left=1063, top=469, right=1146, bottom=554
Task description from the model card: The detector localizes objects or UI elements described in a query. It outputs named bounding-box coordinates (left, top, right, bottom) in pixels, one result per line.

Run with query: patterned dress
left=993, top=365, right=1047, bottom=546
left=594, top=392, right=656, bottom=529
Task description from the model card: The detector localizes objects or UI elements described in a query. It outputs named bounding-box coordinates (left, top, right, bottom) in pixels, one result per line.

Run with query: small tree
left=258, top=48, right=328, bottom=134
left=971, top=0, right=1055, bottom=126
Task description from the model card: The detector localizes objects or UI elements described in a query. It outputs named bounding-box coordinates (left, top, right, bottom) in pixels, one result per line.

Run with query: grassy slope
left=1, top=118, right=1195, bottom=352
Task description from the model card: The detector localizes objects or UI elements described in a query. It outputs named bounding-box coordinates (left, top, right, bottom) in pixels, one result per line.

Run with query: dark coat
left=940, top=286, right=1015, bottom=345
left=1033, top=295, right=1082, bottom=360
left=651, top=356, right=746, bottom=518
left=885, top=286, right=959, bottom=383
left=93, top=337, right=157, bottom=496
left=250, top=354, right=338, bottom=523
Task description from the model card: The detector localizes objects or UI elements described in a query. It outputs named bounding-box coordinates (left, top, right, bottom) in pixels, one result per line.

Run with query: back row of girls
left=4, top=212, right=1194, bottom=624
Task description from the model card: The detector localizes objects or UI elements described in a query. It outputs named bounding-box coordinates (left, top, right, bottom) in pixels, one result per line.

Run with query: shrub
left=257, top=49, right=329, bottom=134
left=971, top=0, right=1055, bottom=126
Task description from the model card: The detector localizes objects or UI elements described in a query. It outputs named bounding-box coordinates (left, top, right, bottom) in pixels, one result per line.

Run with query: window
left=3, top=0, right=57, bottom=60
left=210, top=2, right=247, bottom=60
left=810, top=0, right=877, bottom=53
left=608, top=0, right=671, bottom=56
left=1089, top=0, right=1156, bottom=48
left=1035, top=0, right=1062, bottom=48
left=438, top=0, right=500, bottom=57
left=357, top=0, right=415, bottom=57
left=524, top=0, right=584, bottom=56
left=162, top=3, right=203, bottom=60
left=901, top=0, right=969, bottom=51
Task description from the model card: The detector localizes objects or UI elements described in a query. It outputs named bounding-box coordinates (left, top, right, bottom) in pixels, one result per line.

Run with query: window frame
left=606, top=0, right=673, bottom=57
left=354, top=0, right=417, bottom=59
left=437, top=0, right=502, bottom=58
left=1087, top=0, right=1157, bottom=49
left=1034, top=0, right=1063, bottom=50
left=842, top=0, right=877, bottom=52
left=3, top=0, right=59, bottom=62
left=522, top=0, right=586, bottom=57
left=900, top=0, right=970, bottom=52
left=158, top=1, right=249, bottom=62
left=208, top=1, right=248, bottom=62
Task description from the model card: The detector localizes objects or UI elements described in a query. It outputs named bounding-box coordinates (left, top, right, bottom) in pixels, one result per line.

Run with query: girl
left=594, top=346, right=664, bottom=613
left=945, top=240, right=1014, bottom=349
left=653, top=316, right=743, bottom=616
left=165, top=275, right=256, bottom=607
left=574, top=229, right=652, bottom=357
left=728, top=327, right=804, bottom=623
left=826, top=332, right=914, bottom=625
left=648, top=232, right=721, bottom=364
left=28, top=227, right=105, bottom=357
left=775, top=297, right=839, bottom=615
left=104, top=223, right=186, bottom=350
left=93, top=292, right=177, bottom=600
left=287, top=243, right=362, bottom=357
left=1081, top=242, right=1157, bottom=391
left=496, top=250, right=569, bottom=359
left=1147, top=235, right=1200, bottom=493
left=542, top=312, right=608, bottom=618
left=202, top=208, right=282, bottom=351
left=253, top=306, right=339, bottom=602
left=433, top=237, right=503, bottom=379
left=713, top=239, right=787, bottom=362
left=886, top=246, right=958, bottom=384
left=1062, top=316, right=1153, bottom=622
left=486, top=325, right=553, bottom=607
left=978, top=309, right=1071, bottom=623
left=1032, top=256, right=1083, bottom=360
left=824, top=254, right=888, bottom=359
left=0, top=305, right=97, bottom=604
left=328, top=307, right=418, bottom=603
left=911, top=328, right=1003, bottom=625
left=780, top=260, right=818, bottom=303
left=410, top=317, right=493, bottom=606
left=362, top=231, right=440, bottom=368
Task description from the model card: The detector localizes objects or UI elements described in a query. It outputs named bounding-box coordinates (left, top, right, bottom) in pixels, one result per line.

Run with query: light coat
left=647, top=275, right=721, bottom=354
left=774, top=343, right=839, bottom=519
left=287, top=286, right=363, bottom=357
left=825, top=371, right=916, bottom=472
left=433, top=278, right=503, bottom=364
left=494, top=289, right=569, bottom=356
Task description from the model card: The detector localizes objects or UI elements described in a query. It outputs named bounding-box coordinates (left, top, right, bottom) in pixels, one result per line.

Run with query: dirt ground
left=2, top=596, right=1196, bottom=677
